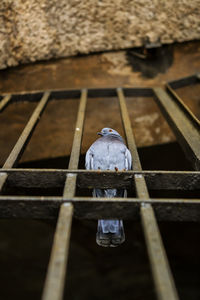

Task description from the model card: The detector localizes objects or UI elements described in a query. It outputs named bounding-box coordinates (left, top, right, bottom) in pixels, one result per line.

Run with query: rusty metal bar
left=1, top=167, right=199, bottom=175
left=0, top=94, right=12, bottom=112
left=42, top=203, right=73, bottom=300
left=0, top=92, right=50, bottom=193
left=141, top=203, right=179, bottom=299
left=43, top=89, right=87, bottom=300
left=0, top=87, right=153, bottom=102
left=63, top=88, right=87, bottom=198
left=117, top=88, right=142, bottom=171
left=166, top=83, right=200, bottom=128
left=3, top=168, right=200, bottom=190
left=0, top=196, right=200, bottom=221
left=153, top=87, right=200, bottom=170
left=168, top=74, right=198, bottom=89
left=117, top=88, right=179, bottom=300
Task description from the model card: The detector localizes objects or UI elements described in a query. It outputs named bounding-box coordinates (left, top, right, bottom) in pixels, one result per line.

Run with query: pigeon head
left=97, top=128, right=122, bottom=138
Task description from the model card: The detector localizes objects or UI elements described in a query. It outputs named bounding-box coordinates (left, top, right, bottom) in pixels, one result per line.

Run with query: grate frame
left=0, top=73, right=200, bottom=300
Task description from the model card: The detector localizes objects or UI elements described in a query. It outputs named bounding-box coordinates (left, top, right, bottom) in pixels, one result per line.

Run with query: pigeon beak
left=97, top=132, right=103, bottom=136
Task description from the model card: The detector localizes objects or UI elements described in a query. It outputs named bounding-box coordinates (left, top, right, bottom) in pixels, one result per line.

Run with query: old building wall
left=0, top=0, right=200, bottom=69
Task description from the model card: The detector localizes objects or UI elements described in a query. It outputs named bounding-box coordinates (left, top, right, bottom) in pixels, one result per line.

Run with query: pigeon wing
left=85, top=147, right=94, bottom=170
left=125, top=148, right=132, bottom=170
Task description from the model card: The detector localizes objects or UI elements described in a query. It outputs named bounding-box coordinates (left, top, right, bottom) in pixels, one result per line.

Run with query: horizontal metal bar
left=44, top=89, right=87, bottom=300
left=1, top=168, right=199, bottom=174
left=168, top=74, right=198, bottom=89
left=12, top=92, right=44, bottom=103
left=0, top=87, right=153, bottom=102
left=0, top=196, right=199, bottom=221
left=153, top=87, right=200, bottom=170
left=2, top=169, right=200, bottom=190
left=1, top=168, right=200, bottom=176
left=0, top=195, right=199, bottom=203
left=42, top=203, right=73, bottom=300
left=0, top=94, right=12, bottom=112
left=0, top=92, right=50, bottom=192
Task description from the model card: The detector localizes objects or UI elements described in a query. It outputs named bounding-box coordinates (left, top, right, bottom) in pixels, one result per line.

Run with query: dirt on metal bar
left=0, top=94, right=12, bottom=112
left=0, top=92, right=50, bottom=193
left=42, top=203, right=73, bottom=300
left=117, top=87, right=179, bottom=300
left=43, top=89, right=87, bottom=300
left=153, top=87, right=200, bottom=170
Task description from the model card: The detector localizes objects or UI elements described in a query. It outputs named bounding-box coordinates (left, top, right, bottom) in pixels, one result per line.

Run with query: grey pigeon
left=85, top=128, right=132, bottom=247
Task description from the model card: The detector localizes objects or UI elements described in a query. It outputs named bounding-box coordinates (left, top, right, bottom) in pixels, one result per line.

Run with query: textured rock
left=0, top=0, right=200, bottom=69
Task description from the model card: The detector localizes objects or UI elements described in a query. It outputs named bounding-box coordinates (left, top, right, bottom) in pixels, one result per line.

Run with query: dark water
left=0, top=219, right=200, bottom=300
left=0, top=142, right=199, bottom=299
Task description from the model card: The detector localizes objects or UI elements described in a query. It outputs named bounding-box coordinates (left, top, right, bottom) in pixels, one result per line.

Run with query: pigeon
left=85, top=128, right=132, bottom=247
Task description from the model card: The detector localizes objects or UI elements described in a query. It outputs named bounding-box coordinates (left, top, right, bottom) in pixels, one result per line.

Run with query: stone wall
left=0, top=0, right=200, bottom=69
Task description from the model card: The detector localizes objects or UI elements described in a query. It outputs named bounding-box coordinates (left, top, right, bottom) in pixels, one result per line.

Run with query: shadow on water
left=126, top=45, right=174, bottom=78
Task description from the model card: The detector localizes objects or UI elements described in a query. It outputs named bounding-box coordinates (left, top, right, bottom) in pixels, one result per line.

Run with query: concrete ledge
left=0, top=0, right=200, bottom=69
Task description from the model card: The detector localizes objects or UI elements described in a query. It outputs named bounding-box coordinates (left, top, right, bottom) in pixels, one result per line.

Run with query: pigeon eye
left=109, top=129, right=112, bottom=132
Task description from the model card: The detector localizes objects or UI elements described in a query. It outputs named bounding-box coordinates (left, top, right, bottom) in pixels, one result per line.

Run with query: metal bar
left=0, top=196, right=200, bottom=220
left=117, top=88, right=142, bottom=171
left=4, top=168, right=200, bottom=190
left=1, top=168, right=199, bottom=174
left=196, top=73, right=200, bottom=82
left=0, top=92, right=50, bottom=193
left=43, top=89, right=87, bottom=300
left=166, top=83, right=200, bottom=128
left=153, top=87, right=200, bottom=170
left=0, top=195, right=200, bottom=203
left=0, top=94, right=12, bottom=112
left=42, top=203, right=73, bottom=300
left=1, top=87, right=153, bottom=102
left=168, top=74, right=198, bottom=89
left=117, top=88, right=179, bottom=300
left=141, top=203, right=179, bottom=299
left=3, top=91, right=50, bottom=169
left=63, top=89, right=87, bottom=198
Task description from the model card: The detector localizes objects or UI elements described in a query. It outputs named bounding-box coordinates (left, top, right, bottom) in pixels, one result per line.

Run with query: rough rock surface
left=0, top=0, right=200, bottom=69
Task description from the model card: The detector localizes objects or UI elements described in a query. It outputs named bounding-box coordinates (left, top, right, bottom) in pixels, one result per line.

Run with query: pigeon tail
left=94, top=188, right=126, bottom=247
left=96, top=219, right=125, bottom=247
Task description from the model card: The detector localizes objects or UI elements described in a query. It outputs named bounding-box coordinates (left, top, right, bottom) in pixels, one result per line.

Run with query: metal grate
left=0, top=73, right=200, bottom=300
